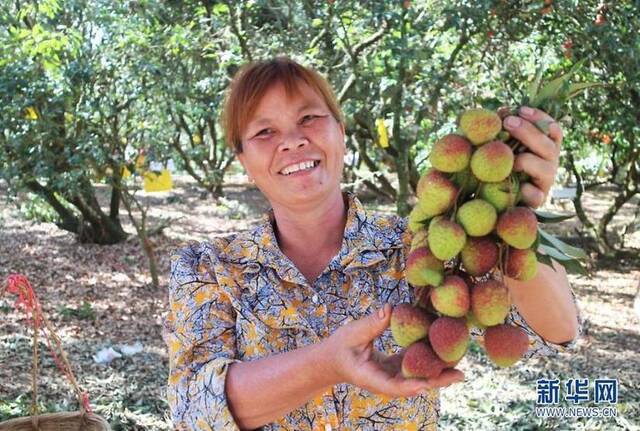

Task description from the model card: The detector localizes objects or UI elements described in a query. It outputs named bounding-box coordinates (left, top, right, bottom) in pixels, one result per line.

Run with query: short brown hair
left=221, top=57, right=344, bottom=154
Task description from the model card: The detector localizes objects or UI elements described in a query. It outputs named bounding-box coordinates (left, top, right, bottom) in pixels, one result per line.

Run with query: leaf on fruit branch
left=534, top=209, right=574, bottom=224
left=537, top=244, right=587, bottom=275
left=538, top=227, right=588, bottom=259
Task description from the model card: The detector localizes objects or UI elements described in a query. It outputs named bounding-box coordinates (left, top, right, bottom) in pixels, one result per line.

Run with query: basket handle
left=2, top=274, right=93, bottom=415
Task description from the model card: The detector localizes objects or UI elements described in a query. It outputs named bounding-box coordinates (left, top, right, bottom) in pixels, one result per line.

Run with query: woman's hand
left=503, top=106, right=564, bottom=208
left=323, top=303, right=464, bottom=398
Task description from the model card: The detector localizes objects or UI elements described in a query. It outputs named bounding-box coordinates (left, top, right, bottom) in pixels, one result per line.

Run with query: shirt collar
left=224, top=192, right=404, bottom=280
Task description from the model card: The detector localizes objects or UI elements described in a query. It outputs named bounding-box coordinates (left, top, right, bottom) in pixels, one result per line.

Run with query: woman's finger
left=519, top=182, right=546, bottom=208
left=425, top=369, right=465, bottom=388
left=357, top=363, right=430, bottom=398
left=503, top=115, right=560, bottom=162
left=513, top=152, right=557, bottom=195
left=518, top=106, right=564, bottom=146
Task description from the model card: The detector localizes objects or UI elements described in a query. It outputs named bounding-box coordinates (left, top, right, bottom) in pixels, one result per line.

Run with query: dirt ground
left=1, top=175, right=639, bottom=430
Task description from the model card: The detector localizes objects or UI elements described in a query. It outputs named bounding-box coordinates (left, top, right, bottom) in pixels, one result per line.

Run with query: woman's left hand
left=502, top=106, right=564, bottom=208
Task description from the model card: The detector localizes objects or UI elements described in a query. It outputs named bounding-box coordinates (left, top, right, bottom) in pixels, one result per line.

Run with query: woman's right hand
left=323, top=303, right=464, bottom=398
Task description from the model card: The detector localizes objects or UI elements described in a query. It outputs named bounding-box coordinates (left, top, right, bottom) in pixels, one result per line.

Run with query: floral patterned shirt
left=163, top=192, right=580, bottom=430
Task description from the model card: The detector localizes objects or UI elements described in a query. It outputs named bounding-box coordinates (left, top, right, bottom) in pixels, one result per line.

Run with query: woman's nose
left=278, top=130, right=309, bottom=152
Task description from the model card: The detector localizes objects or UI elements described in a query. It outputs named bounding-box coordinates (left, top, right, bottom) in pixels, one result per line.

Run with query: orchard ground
left=1, top=175, right=638, bottom=430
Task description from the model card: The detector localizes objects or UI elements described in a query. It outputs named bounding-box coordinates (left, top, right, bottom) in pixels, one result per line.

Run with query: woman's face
left=238, top=81, right=345, bottom=208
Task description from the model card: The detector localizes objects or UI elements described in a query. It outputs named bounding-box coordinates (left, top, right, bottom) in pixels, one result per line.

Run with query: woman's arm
left=506, top=258, right=579, bottom=344
left=500, top=107, right=580, bottom=345
left=226, top=304, right=464, bottom=430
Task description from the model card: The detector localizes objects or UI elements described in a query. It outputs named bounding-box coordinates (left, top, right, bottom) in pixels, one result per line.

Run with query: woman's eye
left=255, top=128, right=273, bottom=138
left=301, top=115, right=318, bottom=124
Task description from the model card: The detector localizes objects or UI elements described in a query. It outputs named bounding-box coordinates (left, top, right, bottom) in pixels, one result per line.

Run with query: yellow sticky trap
left=135, top=154, right=145, bottom=171
left=121, top=166, right=132, bottom=179
left=143, top=169, right=173, bottom=192
left=25, top=107, right=38, bottom=120
left=376, top=118, right=389, bottom=148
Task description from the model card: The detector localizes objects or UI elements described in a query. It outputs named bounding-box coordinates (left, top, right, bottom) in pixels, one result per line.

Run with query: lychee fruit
left=416, top=169, right=458, bottom=217
left=406, top=246, right=444, bottom=287
left=450, top=168, right=479, bottom=198
left=484, top=324, right=529, bottom=367
left=459, top=108, right=502, bottom=145
left=401, top=341, right=446, bottom=379
left=427, top=217, right=466, bottom=261
left=479, top=178, right=520, bottom=212
left=460, top=236, right=499, bottom=276
left=496, top=206, right=538, bottom=249
left=470, top=140, right=514, bottom=183
left=505, top=247, right=538, bottom=281
left=414, top=286, right=434, bottom=311
left=465, top=310, right=486, bottom=330
left=390, top=303, right=433, bottom=347
left=471, top=279, right=511, bottom=326
left=408, top=204, right=430, bottom=233
left=430, top=275, right=470, bottom=318
left=456, top=199, right=497, bottom=237
left=430, top=134, right=472, bottom=173
left=429, top=316, right=470, bottom=363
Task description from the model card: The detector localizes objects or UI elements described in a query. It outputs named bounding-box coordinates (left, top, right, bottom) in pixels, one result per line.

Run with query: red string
left=5, top=274, right=92, bottom=412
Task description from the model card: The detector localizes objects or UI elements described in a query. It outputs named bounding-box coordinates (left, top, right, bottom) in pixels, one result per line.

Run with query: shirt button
left=312, top=294, right=319, bottom=304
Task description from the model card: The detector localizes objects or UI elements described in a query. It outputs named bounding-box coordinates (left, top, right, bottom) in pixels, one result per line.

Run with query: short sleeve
left=163, top=242, right=242, bottom=430
left=506, top=288, right=583, bottom=359
left=468, top=286, right=582, bottom=359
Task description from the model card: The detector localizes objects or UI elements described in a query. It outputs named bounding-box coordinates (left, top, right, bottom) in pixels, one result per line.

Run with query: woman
left=164, top=57, right=580, bottom=430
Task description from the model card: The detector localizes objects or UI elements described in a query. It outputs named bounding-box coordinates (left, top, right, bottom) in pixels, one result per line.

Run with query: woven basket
left=0, top=411, right=111, bottom=430
left=0, top=275, right=111, bottom=430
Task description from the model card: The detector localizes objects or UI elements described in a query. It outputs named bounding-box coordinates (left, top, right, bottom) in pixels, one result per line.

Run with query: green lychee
left=450, top=168, right=479, bottom=198
left=430, top=134, right=472, bottom=173
left=459, top=108, right=502, bottom=145
left=496, top=207, right=538, bottom=249
left=401, top=341, right=446, bottom=379
left=483, top=324, right=530, bottom=367
left=391, top=303, right=433, bottom=347
left=406, top=246, right=444, bottom=287
left=408, top=205, right=430, bottom=233
left=427, top=217, right=467, bottom=261
left=465, top=310, right=486, bottom=330
left=430, top=275, right=470, bottom=318
left=479, top=178, right=520, bottom=212
left=456, top=199, right=497, bottom=237
left=471, top=280, right=511, bottom=326
left=416, top=169, right=458, bottom=217
left=470, top=140, right=514, bottom=183
left=428, top=317, right=470, bottom=363
left=460, top=236, right=499, bottom=276
left=505, top=247, right=538, bottom=281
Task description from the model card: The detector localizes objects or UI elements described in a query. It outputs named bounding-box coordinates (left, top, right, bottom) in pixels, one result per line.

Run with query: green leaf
left=556, top=257, right=588, bottom=275
left=534, top=210, right=574, bottom=223
left=566, top=82, right=605, bottom=99
left=538, top=228, right=588, bottom=259
left=538, top=244, right=573, bottom=261
left=537, top=244, right=587, bottom=275
left=531, top=59, right=587, bottom=107
left=527, top=64, right=545, bottom=103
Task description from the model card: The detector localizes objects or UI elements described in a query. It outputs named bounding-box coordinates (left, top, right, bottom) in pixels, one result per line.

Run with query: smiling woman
left=162, top=57, right=579, bottom=431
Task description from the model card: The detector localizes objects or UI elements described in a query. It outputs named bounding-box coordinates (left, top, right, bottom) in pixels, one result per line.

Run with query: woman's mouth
left=279, top=160, right=320, bottom=176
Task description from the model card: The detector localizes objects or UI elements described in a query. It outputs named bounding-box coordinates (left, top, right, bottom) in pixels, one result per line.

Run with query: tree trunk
left=25, top=179, right=128, bottom=245
left=393, top=6, right=410, bottom=216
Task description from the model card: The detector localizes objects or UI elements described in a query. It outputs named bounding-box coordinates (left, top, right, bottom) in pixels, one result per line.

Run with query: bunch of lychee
left=396, top=108, right=538, bottom=379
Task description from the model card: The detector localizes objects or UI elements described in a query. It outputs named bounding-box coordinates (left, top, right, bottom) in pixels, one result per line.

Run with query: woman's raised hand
left=323, top=303, right=464, bottom=398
